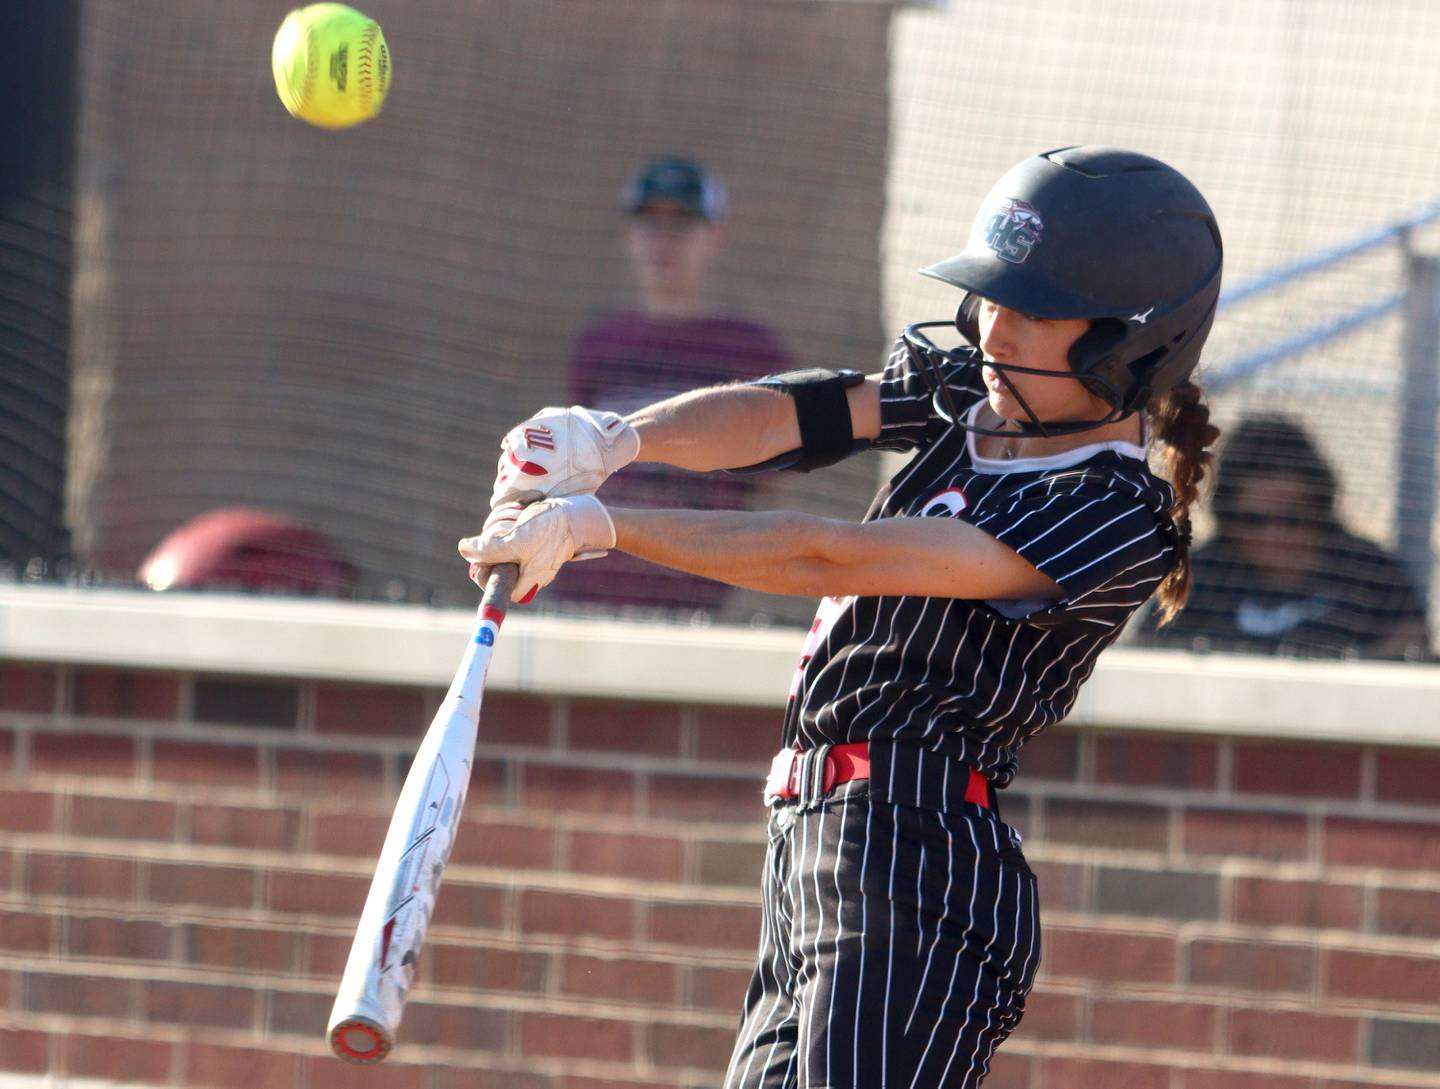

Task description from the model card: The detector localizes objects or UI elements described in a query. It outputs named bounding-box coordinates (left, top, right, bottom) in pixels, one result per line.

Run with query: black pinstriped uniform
left=723, top=342, right=1180, bottom=1089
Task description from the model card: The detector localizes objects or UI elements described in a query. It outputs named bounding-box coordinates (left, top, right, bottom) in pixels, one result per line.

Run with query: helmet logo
left=1130, top=306, right=1155, bottom=324
left=983, top=198, right=1044, bottom=264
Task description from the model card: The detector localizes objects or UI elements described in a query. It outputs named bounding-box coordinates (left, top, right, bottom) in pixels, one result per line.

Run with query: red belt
left=764, top=742, right=990, bottom=809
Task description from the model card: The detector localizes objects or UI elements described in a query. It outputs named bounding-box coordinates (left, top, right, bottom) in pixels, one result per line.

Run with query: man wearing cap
left=551, top=154, right=793, bottom=617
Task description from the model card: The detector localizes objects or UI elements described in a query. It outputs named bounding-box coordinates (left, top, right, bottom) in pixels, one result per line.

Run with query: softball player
left=464, top=146, right=1224, bottom=1087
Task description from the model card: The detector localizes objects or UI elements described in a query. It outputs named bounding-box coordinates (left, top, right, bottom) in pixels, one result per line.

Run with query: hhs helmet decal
left=919, top=487, right=969, bottom=518
left=983, top=198, right=1044, bottom=265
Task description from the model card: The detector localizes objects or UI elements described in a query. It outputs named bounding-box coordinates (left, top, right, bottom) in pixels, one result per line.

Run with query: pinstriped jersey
left=781, top=340, right=1180, bottom=789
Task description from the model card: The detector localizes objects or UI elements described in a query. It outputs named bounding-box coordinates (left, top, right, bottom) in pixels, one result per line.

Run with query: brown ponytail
left=1145, top=380, right=1221, bottom=625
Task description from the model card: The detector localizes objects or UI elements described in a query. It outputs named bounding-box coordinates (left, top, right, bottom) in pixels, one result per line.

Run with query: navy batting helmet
left=906, top=145, right=1223, bottom=436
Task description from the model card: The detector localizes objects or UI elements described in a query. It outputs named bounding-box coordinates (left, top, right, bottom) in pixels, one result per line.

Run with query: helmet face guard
left=917, top=146, right=1223, bottom=438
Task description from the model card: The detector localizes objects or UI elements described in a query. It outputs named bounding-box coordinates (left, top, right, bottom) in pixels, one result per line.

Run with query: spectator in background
left=1139, top=413, right=1430, bottom=660
left=549, top=154, right=793, bottom=617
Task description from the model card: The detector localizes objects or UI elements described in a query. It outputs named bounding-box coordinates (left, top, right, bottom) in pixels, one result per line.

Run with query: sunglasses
left=1229, top=509, right=1314, bottom=530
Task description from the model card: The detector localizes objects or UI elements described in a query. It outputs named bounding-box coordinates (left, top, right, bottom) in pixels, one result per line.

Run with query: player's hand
left=459, top=495, right=616, bottom=604
left=491, top=406, right=641, bottom=506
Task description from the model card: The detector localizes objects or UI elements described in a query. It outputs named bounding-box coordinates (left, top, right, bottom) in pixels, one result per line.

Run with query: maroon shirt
left=550, top=310, right=792, bottom=614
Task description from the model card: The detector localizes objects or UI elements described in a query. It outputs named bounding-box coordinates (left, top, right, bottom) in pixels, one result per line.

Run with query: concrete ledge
left=2, top=585, right=1438, bottom=747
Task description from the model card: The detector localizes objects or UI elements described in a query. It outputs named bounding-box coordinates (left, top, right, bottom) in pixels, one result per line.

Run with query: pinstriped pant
left=722, top=780, right=1040, bottom=1089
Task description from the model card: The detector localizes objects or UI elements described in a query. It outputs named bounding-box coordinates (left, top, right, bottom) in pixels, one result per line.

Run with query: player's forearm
left=609, top=507, right=847, bottom=597
left=625, top=384, right=801, bottom=472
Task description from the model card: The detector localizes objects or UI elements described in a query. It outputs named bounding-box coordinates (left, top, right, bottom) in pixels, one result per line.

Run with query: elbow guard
left=729, top=367, right=870, bottom=474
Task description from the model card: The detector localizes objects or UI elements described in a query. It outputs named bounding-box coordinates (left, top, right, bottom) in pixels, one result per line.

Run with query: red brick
left=0, top=789, right=57, bottom=833
left=1376, top=887, right=1440, bottom=938
left=692, top=838, right=765, bottom=888
left=521, top=889, right=635, bottom=941
left=567, top=698, right=684, bottom=756
left=1094, top=732, right=1219, bottom=789
left=70, top=794, right=176, bottom=841
left=0, top=665, right=58, bottom=712
left=474, top=691, right=554, bottom=747
left=67, top=915, right=173, bottom=960
left=72, top=668, right=180, bottom=719
left=313, top=681, right=427, bottom=738
left=1185, top=1073, right=1312, bottom=1089
left=401, top=1002, right=509, bottom=1051
left=267, top=989, right=329, bottom=1036
left=519, top=1012, right=635, bottom=1063
left=1015, top=726, right=1080, bottom=782
left=147, top=860, right=257, bottom=909
left=647, top=772, right=758, bottom=821
left=686, top=964, right=751, bottom=1012
left=1018, top=988, right=1082, bottom=1041
left=0, top=909, right=55, bottom=953
left=1325, top=816, right=1440, bottom=871
left=189, top=802, right=300, bottom=850
left=563, top=953, right=677, bottom=1004
left=152, top=739, right=260, bottom=787
left=1043, top=798, right=1170, bottom=851
left=0, top=728, right=13, bottom=770
left=304, top=1054, right=428, bottom=1089
left=1183, top=808, right=1310, bottom=860
left=64, top=1033, right=175, bottom=1084
left=1042, top=926, right=1177, bottom=985
left=0, top=1027, right=51, bottom=1072
left=274, top=746, right=387, bottom=796
left=1038, top=1056, right=1170, bottom=1089
left=1091, top=997, right=1217, bottom=1050
left=184, top=1043, right=301, bottom=1089
left=983, top=1052, right=1033, bottom=1089
left=309, top=808, right=391, bottom=857
left=186, top=924, right=296, bottom=974
left=30, top=731, right=136, bottom=778
left=1228, top=1008, right=1360, bottom=1063
left=27, top=851, right=136, bottom=902
left=1375, top=748, right=1440, bottom=807
left=521, top=763, right=638, bottom=813
left=695, top=705, right=783, bottom=764
left=1233, top=742, right=1361, bottom=799
left=25, top=972, right=135, bottom=1017
left=570, top=829, right=684, bottom=881
left=1030, top=858, right=1087, bottom=910
left=147, top=980, right=257, bottom=1029
left=649, top=901, right=759, bottom=952
left=429, top=880, right=509, bottom=931
left=428, top=942, right=549, bottom=993
left=648, top=1020, right=734, bottom=1071
left=266, top=868, right=371, bottom=919
left=1187, top=938, right=1314, bottom=994
left=435, top=1070, right=551, bottom=1089
left=303, top=931, right=351, bottom=977
left=452, top=817, right=557, bottom=870
left=1326, top=948, right=1440, bottom=1005
left=192, top=677, right=299, bottom=729
left=1232, top=876, right=1363, bottom=929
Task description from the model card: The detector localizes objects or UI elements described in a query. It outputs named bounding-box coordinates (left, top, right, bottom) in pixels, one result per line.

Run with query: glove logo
left=983, top=198, right=1044, bottom=265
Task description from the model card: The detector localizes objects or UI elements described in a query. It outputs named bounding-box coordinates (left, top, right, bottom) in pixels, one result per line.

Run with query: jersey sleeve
left=875, top=336, right=985, bottom=452
left=966, top=471, right=1175, bottom=627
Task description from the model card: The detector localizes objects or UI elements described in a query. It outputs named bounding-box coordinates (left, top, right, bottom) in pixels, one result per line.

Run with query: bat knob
left=330, top=1015, right=392, bottom=1064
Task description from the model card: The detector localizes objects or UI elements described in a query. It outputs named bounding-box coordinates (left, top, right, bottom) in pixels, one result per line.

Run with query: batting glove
left=459, top=495, right=616, bottom=604
left=491, top=406, right=641, bottom=506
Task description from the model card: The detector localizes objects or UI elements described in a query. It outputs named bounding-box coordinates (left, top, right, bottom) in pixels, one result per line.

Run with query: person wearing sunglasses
left=1139, top=412, right=1431, bottom=660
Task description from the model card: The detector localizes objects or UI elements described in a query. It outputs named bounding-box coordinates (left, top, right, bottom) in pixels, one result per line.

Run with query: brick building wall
left=2, top=590, right=1440, bottom=1088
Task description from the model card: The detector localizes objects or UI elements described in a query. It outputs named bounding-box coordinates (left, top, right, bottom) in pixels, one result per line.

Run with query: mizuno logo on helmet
left=1129, top=307, right=1155, bottom=324
left=983, top=198, right=1044, bottom=265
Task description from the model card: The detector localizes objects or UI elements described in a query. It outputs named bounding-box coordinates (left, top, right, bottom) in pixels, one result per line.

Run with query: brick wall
left=3, top=651, right=1440, bottom=1089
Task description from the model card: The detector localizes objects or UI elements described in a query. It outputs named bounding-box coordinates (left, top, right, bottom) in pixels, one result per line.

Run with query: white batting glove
left=491, top=406, right=641, bottom=506
left=459, top=495, right=616, bottom=605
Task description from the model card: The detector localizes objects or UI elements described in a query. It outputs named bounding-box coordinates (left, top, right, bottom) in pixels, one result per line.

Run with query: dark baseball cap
left=622, top=155, right=727, bottom=221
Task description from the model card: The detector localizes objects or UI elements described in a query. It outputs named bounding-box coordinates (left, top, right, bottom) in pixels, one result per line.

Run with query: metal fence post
left=1396, top=248, right=1440, bottom=602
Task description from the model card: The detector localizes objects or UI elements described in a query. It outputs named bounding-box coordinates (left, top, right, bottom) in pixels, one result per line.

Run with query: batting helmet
left=907, top=145, right=1223, bottom=436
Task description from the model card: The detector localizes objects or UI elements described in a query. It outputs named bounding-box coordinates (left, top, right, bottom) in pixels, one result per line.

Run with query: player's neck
left=638, top=289, right=708, bottom=322
left=977, top=406, right=1142, bottom=460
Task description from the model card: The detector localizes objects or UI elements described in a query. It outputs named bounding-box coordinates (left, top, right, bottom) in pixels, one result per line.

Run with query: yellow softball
left=272, top=4, right=391, bottom=129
